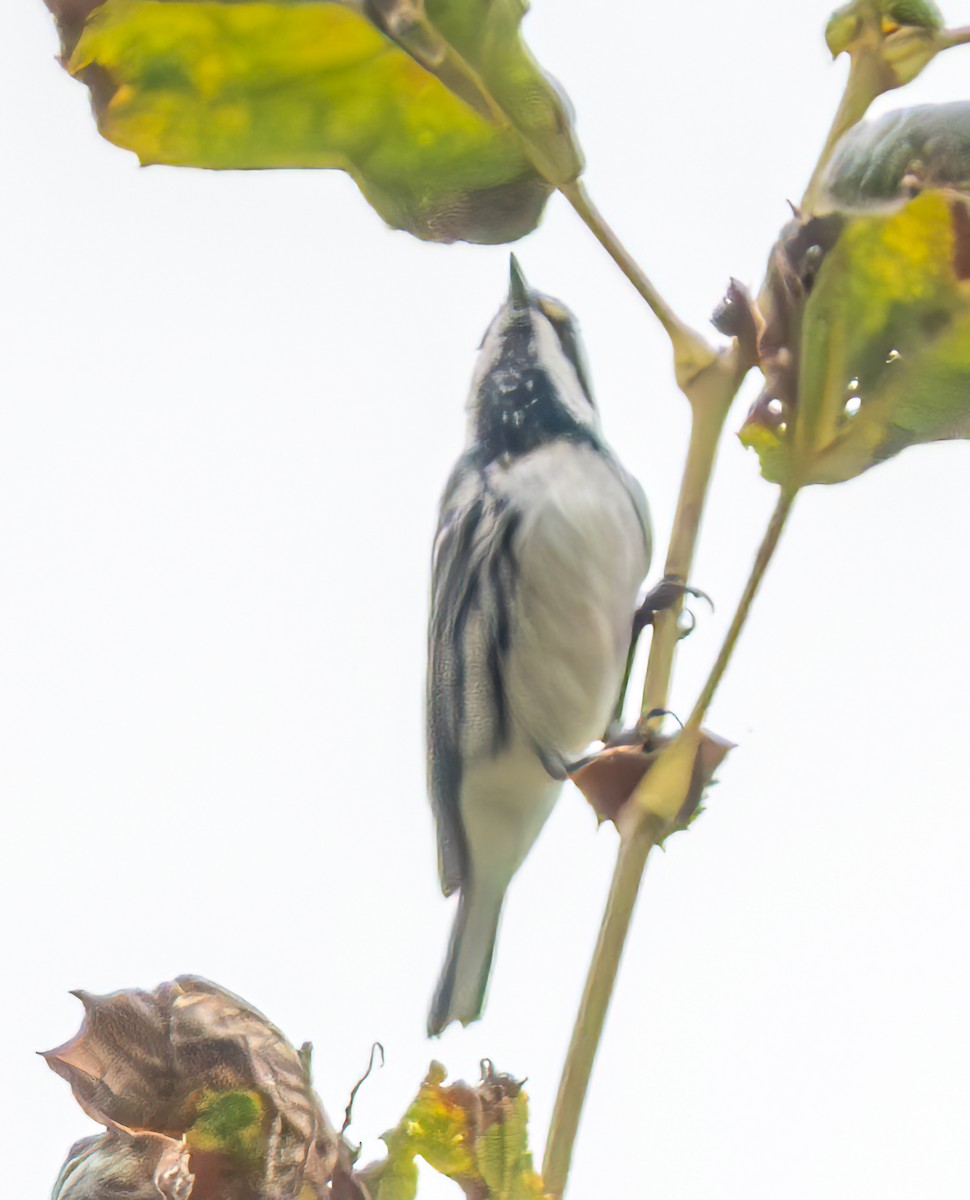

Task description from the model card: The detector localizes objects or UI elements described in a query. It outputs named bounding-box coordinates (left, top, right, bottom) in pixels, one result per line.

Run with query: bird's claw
left=642, top=707, right=684, bottom=731
left=540, top=746, right=602, bottom=781
left=633, top=575, right=713, bottom=638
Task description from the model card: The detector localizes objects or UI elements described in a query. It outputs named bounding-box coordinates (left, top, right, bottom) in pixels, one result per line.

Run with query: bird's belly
left=501, top=443, right=649, bottom=756
left=459, top=738, right=562, bottom=887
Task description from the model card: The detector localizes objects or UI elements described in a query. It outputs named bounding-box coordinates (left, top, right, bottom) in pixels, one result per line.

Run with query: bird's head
left=467, top=257, right=599, bottom=463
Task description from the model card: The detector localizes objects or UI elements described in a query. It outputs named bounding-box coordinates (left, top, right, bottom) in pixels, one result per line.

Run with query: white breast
left=493, top=440, right=650, bottom=758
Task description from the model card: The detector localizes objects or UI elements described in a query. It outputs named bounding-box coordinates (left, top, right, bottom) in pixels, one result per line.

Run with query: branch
left=541, top=813, right=664, bottom=1199
left=541, top=345, right=746, bottom=1199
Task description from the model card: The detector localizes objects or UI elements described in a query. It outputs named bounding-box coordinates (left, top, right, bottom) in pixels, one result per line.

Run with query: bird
left=426, top=256, right=653, bottom=1035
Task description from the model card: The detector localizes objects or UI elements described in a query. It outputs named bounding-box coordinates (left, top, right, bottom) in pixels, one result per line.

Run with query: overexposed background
left=3, top=3, right=970, bottom=1196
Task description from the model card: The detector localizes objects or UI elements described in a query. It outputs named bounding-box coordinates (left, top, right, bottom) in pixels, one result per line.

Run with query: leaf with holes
left=43, top=0, right=581, bottom=244
left=742, top=190, right=970, bottom=487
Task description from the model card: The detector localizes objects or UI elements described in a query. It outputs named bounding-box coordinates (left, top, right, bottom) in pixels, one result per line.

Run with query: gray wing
left=427, top=463, right=519, bottom=897
left=612, top=455, right=652, bottom=570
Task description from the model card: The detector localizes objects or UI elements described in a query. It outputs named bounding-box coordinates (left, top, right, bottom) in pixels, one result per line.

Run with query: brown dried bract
left=745, top=213, right=844, bottom=433
left=571, top=729, right=733, bottom=835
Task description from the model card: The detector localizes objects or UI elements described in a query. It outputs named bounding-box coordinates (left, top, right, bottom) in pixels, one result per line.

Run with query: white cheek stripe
left=531, top=312, right=598, bottom=430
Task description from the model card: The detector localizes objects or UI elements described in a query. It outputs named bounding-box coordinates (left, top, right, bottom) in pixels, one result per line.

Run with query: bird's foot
left=539, top=747, right=598, bottom=781
left=633, top=575, right=713, bottom=640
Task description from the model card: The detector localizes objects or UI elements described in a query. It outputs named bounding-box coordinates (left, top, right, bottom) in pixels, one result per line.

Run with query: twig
left=559, top=179, right=718, bottom=389
left=686, top=489, right=796, bottom=730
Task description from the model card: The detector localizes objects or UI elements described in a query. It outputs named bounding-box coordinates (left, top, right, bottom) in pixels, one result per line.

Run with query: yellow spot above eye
left=881, top=17, right=901, bottom=34
left=538, top=299, right=567, bottom=322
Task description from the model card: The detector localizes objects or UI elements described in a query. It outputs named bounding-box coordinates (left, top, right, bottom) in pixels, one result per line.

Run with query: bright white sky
left=3, top=3, right=970, bottom=1197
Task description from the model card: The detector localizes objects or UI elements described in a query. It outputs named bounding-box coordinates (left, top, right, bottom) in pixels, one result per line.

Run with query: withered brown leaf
left=52, top=1129, right=194, bottom=1200
left=44, top=976, right=338, bottom=1200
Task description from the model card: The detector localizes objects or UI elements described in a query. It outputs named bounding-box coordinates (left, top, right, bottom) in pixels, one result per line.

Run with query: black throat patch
left=473, top=321, right=598, bottom=466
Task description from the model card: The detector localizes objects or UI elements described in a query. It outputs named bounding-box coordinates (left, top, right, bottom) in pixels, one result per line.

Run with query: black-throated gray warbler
left=426, top=258, right=653, bottom=1035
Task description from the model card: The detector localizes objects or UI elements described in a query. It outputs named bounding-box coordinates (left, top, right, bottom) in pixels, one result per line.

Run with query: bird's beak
left=508, top=254, right=531, bottom=314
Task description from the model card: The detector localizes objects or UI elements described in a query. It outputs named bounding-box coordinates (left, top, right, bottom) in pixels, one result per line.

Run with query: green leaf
left=476, top=1089, right=542, bottom=1200
left=374, top=1062, right=544, bottom=1200
left=415, top=0, right=580, bottom=187
left=46, top=0, right=581, bottom=244
left=821, top=101, right=970, bottom=208
left=741, top=190, right=970, bottom=486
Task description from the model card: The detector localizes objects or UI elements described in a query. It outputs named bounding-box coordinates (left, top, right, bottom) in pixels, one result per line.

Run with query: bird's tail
left=427, top=885, right=505, bottom=1036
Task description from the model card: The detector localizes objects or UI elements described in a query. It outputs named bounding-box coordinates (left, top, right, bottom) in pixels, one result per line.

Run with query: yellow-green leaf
left=412, top=0, right=581, bottom=186
left=742, top=191, right=970, bottom=486
left=374, top=1062, right=544, bottom=1200
left=46, top=0, right=581, bottom=244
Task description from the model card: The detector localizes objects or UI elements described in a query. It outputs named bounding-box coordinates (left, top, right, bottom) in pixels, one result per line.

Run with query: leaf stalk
left=686, top=487, right=796, bottom=730
left=559, top=180, right=718, bottom=390
left=941, top=25, right=970, bottom=49
left=802, top=57, right=884, bottom=213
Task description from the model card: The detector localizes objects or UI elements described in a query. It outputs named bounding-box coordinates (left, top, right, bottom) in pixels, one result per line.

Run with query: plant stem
left=941, top=24, right=970, bottom=49
left=544, top=11, right=918, bottom=1185
left=559, top=180, right=717, bottom=389
left=541, top=812, right=665, bottom=1198
left=542, top=351, right=741, bottom=1199
left=685, top=488, right=796, bottom=730
left=640, top=381, right=732, bottom=721
left=801, top=58, right=883, bottom=213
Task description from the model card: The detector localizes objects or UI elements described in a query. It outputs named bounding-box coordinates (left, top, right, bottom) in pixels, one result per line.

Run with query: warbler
left=426, top=258, right=652, bottom=1035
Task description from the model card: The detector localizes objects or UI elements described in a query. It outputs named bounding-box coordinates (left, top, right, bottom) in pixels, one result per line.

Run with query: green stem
left=685, top=488, right=796, bottom=731
left=941, top=24, right=970, bottom=49
left=543, top=486, right=796, bottom=1198
left=640, top=385, right=731, bottom=722
left=541, top=813, right=665, bottom=1198
left=541, top=351, right=741, bottom=1199
left=559, top=180, right=717, bottom=389
left=802, top=58, right=883, bottom=213
left=545, top=13, right=900, bottom=1187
